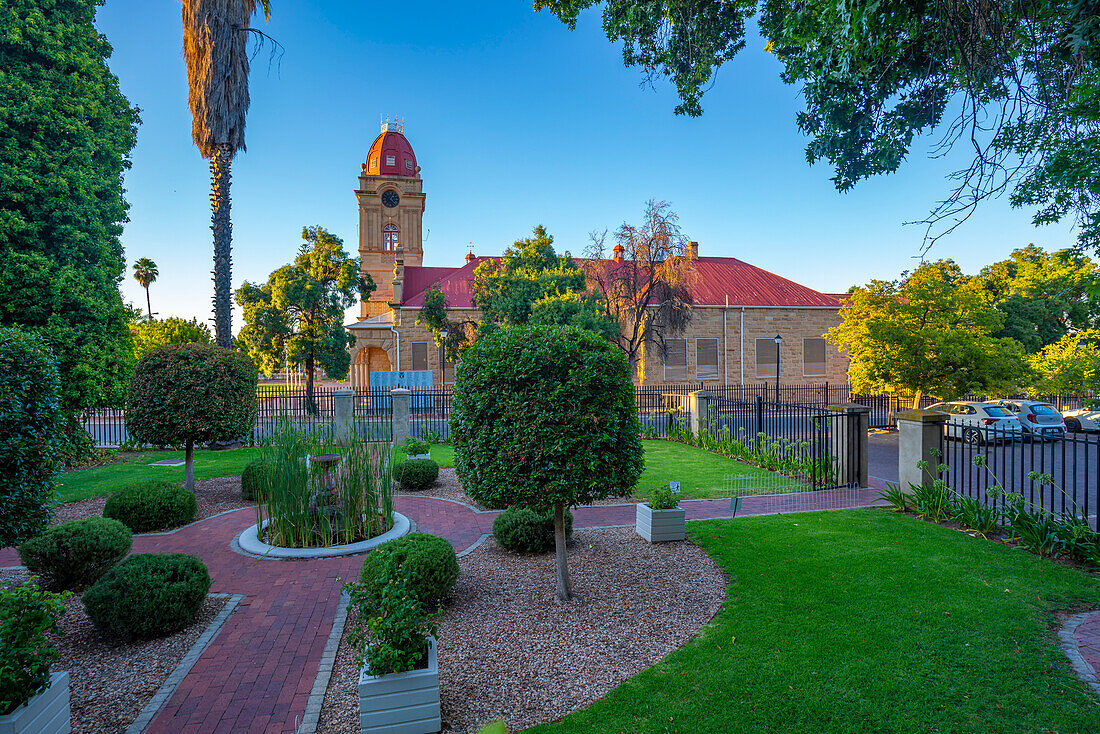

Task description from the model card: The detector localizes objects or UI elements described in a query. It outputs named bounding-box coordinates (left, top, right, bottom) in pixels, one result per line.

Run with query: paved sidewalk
left=2, top=487, right=1099, bottom=732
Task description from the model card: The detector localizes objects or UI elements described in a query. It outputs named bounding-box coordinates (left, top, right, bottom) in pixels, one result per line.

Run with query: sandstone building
left=347, top=121, right=849, bottom=388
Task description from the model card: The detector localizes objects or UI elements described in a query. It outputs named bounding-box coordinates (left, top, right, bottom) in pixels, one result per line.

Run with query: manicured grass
left=636, top=439, right=803, bottom=499
left=526, top=510, right=1100, bottom=733
left=393, top=444, right=454, bottom=467
left=58, top=448, right=262, bottom=502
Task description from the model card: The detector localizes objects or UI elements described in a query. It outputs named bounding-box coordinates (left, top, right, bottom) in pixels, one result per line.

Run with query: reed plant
left=255, top=420, right=393, bottom=548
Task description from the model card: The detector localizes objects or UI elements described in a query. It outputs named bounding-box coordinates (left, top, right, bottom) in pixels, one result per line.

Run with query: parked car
left=1062, top=402, right=1100, bottom=432
left=926, top=401, right=1023, bottom=444
left=996, top=400, right=1067, bottom=440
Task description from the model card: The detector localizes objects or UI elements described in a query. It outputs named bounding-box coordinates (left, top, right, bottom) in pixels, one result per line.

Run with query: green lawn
left=525, top=510, right=1100, bottom=733
left=636, top=439, right=804, bottom=499
left=58, top=448, right=262, bottom=502
left=393, top=444, right=454, bottom=467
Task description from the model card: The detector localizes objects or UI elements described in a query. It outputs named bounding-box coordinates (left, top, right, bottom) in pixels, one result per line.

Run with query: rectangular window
left=405, top=159, right=414, bottom=170
left=662, top=339, right=687, bottom=381
left=803, top=337, right=826, bottom=377
left=370, top=157, right=378, bottom=169
left=755, top=338, right=778, bottom=379
left=411, top=342, right=429, bottom=372
left=386, top=155, right=396, bottom=166
left=696, top=339, right=719, bottom=380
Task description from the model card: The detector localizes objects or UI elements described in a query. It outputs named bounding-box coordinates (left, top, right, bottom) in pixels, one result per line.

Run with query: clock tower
left=355, top=118, right=426, bottom=318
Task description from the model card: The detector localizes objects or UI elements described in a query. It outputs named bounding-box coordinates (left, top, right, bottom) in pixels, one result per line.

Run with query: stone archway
left=354, top=346, right=391, bottom=388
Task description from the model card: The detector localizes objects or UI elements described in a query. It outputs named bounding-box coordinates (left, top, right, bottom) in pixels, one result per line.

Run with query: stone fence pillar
left=688, top=390, right=714, bottom=436
left=896, top=409, right=948, bottom=492
left=391, top=388, right=411, bottom=446
left=333, top=388, right=355, bottom=444
left=827, top=403, right=871, bottom=489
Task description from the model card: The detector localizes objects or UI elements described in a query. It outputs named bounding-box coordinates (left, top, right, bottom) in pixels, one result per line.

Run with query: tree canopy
left=537, top=1, right=1100, bottom=250
left=827, top=260, right=1027, bottom=406
left=129, top=317, right=213, bottom=360
left=236, top=226, right=371, bottom=409
left=0, top=0, right=140, bottom=415
left=417, top=226, right=616, bottom=359
left=1026, top=329, right=1100, bottom=396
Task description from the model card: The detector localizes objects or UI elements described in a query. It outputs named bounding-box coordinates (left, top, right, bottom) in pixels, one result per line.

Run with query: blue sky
left=97, top=0, right=1077, bottom=328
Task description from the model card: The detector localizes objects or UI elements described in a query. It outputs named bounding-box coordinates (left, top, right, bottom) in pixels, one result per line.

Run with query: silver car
left=997, top=400, right=1067, bottom=440
left=926, top=401, right=1024, bottom=444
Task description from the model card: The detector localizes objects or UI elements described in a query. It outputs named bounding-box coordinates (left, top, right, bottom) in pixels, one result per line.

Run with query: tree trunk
left=911, top=390, right=923, bottom=410
left=184, top=438, right=195, bottom=493
left=145, top=285, right=152, bottom=320
left=306, top=351, right=317, bottom=415
left=211, top=143, right=234, bottom=348
left=553, top=502, right=572, bottom=602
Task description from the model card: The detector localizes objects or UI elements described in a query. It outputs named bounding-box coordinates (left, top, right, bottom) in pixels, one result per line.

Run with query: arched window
left=383, top=224, right=399, bottom=251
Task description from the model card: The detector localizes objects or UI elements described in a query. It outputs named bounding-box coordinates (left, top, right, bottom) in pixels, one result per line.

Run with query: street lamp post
left=774, top=334, right=783, bottom=400
left=439, top=328, right=449, bottom=388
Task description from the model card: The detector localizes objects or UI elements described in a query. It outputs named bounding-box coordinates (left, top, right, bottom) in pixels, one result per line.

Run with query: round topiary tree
left=0, top=327, right=63, bottom=547
left=452, top=324, right=643, bottom=601
left=126, top=344, right=257, bottom=491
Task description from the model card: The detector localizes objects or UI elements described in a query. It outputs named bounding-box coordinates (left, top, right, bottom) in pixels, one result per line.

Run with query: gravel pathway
left=51, top=476, right=254, bottom=528
left=0, top=569, right=228, bottom=734
left=315, top=527, right=726, bottom=734
left=400, top=469, right=637, bottom=510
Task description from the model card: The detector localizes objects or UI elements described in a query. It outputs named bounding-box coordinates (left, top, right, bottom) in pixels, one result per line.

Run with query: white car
left=1062, top=403, right=1100, bottom=432
left=997, top=400, right=1067, bottom=440
left=926, top=401, right=1024, bottom=444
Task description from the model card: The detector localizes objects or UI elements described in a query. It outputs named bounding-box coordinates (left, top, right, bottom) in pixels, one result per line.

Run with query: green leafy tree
left=417, top=226, right=616, bottom=359
left=182, top=0, right=272, bottom=347
left=129, top=317, right=213, bottom=360
left=1026, top=329, right=1100, bottom=396
left=0, top=0, right=140, bottom=430
left=125, top=344, right=258, bottom=491
left=452, top=325, right=643, bottom=602
left=827, top=261, right=1028, bottom=407
left=132, top=258, right=159, bottom=319
left=964, top=245, right=1100, bottom=352
left=236, top=226, right=372, bottom=412
left=537, top=1, right=1100, bottom=250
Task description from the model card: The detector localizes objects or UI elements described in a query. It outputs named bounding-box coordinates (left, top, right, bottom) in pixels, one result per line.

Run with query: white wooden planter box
left=406, top=453, right=431, bottom=461
left=359, top=636, right=440, bottom=734
left=636, top=503, right=686, bottom=542
left=0, top=671, right=70, bottom=734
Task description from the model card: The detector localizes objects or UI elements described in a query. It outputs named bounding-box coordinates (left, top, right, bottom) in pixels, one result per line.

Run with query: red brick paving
left=3, top=487, right=1100, bottom=732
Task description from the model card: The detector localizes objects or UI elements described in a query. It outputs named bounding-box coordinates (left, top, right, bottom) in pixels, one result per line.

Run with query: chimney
left=390, top=244, right=405, bottom=306
left=686, top=241, right=699, bottom=258
left=465, top=251, right=476, bottom=264
left=613, top=243, right=625, bottom=263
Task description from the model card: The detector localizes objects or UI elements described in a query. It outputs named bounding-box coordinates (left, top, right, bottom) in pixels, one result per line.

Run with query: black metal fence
left=938, top=423, right=1099, bottom=528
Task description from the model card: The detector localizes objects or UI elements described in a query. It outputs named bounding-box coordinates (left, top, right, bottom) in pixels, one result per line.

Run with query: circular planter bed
left=236, top=512, right=411, bottom=559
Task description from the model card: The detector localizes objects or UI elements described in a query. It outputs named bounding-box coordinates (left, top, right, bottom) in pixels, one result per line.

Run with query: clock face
left=381, top=190, right=400, bottom=208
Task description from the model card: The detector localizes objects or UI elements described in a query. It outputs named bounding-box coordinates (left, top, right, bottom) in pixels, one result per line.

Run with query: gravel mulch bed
left=0, top=569, right=228, bottom=734
left=316, top=527, right=726, bottom=734
left=51, top=476, right=254, bottom=529
left=400, top=469, right=637, bottom=509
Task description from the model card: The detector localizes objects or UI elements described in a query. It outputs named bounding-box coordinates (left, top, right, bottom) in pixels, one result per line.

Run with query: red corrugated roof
left=399, top=255, right=839, bottom=309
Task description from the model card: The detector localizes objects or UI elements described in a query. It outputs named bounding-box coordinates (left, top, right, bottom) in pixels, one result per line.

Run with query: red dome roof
left=364, top=121, right=417, bottom=177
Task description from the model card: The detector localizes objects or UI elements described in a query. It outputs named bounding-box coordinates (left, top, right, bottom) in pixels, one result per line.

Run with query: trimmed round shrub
left=393, top=459, right=439, bottom=491
left=359, top=533, right=459, bottom=607
left=492, top=506, right=573, bottom=554
left=18, top=517, right=132, bottom=590
left=240, top=459, right=272, bottom=501
left=104, top=479, right=197, bottom=532
left=82, top=553, right=211, bottom=640
left=0, top=327, right=63, bottom=547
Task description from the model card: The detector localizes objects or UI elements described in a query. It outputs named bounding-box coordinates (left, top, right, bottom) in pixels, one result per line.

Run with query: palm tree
left=182, top=0, right=272, bottom=347
left=133, top=258, right=159, bottom=319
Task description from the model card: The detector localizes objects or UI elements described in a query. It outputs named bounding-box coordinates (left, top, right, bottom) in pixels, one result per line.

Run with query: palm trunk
left=553, top=502, right=572, bottom=602
left=185, top=438, right=195, bottom=492
left=145, top=285, right=152, bottom=320
left=211, top=143, right=233, bottom=348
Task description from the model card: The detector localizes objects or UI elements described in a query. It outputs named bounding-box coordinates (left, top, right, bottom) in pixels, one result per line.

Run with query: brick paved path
left=3, top=488, right=1100, bottom=731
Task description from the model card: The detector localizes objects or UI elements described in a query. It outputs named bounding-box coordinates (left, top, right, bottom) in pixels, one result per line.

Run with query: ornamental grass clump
left=255, top=421, right=393, bottom=548
left=0, top=579, right=68, bottom=715
left=18, top=517, right=132, bottom=591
